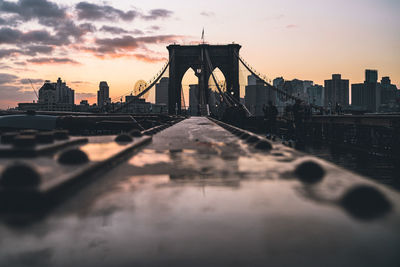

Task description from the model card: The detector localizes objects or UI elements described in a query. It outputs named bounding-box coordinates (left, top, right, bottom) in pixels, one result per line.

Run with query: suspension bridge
left=113, top=43, right=321, bottom=115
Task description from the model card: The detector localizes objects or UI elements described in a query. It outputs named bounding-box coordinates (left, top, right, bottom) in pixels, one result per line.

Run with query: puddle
left=129, top=149, right=171, bottom=167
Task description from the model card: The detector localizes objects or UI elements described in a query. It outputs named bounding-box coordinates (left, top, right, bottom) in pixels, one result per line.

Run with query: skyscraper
left=55, top=77, right=74, bottom=105
left=307, top=85, right=324, bottom=107
left=156, top=77, right=169, bottom=105
left=97, top=81, right=110, bottom=108
left=365, top=69, right=378, bottom=83
left=245, top=75, right=276, bottom=116
left=380, top=76, right=398, bottom=105
left=189, top=84, right=199, bottom=115
left=351, top=70, right=381, bottom=112
left=324, top=74, right=349, bottom=107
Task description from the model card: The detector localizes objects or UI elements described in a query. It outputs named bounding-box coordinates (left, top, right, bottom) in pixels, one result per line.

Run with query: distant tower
left=324, top=74, right=349, bottom=107
left=156, top=77, right=169, bottom=105
left=365, top=69, right=378, bottom=83
left=245, top=75, right=276, bottom=116
left=189, top=84, right=199, bottom=115
left=97, top=81, right=110, bottom=108
left=351, top=69, right=381, bottom=112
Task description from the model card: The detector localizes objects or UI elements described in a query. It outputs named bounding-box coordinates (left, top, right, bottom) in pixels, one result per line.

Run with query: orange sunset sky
left=0, top=0, right=399, bottom=109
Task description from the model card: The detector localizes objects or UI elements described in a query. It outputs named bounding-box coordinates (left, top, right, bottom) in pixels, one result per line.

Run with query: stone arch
left=168, top=44, right=241, bottom=115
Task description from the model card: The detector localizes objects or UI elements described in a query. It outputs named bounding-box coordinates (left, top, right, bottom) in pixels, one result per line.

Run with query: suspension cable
left=204, top=48, right=252, bottom=116
left=204, top=49, right=231, bottom=105
left=112, top=52, right=173, bottom=113
left=234, top=51, right=325, bottom=112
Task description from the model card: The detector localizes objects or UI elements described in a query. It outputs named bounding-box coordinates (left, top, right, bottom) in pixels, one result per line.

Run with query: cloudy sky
left=0, top=0, right=399, bottom=108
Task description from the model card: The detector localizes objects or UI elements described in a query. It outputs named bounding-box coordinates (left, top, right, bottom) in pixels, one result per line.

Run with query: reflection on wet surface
left=0, top=117, right=399, bottom=267
left=129, top=149, right=171, bottom=167
left=80, top=142, right=130, bottom=161
left=300, top=143, right=400, bottom=191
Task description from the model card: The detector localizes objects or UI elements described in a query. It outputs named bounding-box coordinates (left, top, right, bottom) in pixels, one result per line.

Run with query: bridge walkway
left=0, top=117, right=399, bottom=267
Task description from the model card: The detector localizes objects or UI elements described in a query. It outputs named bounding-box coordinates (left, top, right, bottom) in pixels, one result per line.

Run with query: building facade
left=156, top=77, right=169, bottom=106
left=351, top=70, right=381, bottom=112
left=380, top=76, right=398, bottom=106
left=55, top=77, right=74, bottom=104
left=324, top=74, right=349, bottom=108
left=36, top=78, right=74, bottom=111
left=273, top=77, right=322, bottom=113
left=97, top=81, right=110, bottom=108
left=307, top=84, right=324, bottom=107
left=189, top=84, right=199, bottom=115
left=245, top=75, right=276, bottom=116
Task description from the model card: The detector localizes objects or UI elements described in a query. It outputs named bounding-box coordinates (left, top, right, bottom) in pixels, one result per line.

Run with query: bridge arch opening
left=208, top=67, right=226, bottom=114
left=181, top=67, right=198, bottom=115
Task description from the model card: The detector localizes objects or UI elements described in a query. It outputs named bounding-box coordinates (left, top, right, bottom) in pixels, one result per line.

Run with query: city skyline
left=0, top=0, right=399, bottom=109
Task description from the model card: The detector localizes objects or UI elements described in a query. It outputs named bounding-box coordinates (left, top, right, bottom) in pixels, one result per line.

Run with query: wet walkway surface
left=299, top=144, right=400, bottom=191
left=0, top=117, right=399, bottom=267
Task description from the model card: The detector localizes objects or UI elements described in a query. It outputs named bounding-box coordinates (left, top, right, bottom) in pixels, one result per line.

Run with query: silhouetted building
left=366, top=69, right=378, bottom=83
left=380, top=76, right=398, bottom=105
left=38, top=80, right=56, bottom=105
left=38, top=78, right=74, bottom=105
left=189, top=84, right=199, bottom=115
left=119, top=95, right=166, bottom=114
left=324, top=74, right=349, bottom=108
left=97, top=81, right=110, bottom=108
left=351, top=70, right=381, bottom=112
left=80, top=100, right=89, bottom=106
left=274, top=77, right=286, bottom=114
left=34, top=78, right=75, bottom=111
left=245, top=75, right=276, bottom=116
left=156, top=77, right=169, bottom=105
left=307, top=84, right=324, bottom=107
left=274, top=77, right=318, bottom=113
left=55, top=77, right=74, bottom=104
left=290, top=79, right=313, bottom=100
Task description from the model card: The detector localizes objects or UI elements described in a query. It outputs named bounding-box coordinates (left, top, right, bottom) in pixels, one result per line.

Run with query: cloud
left=0, top=73, right=37, bottom=108
left=19, top=78, right=44, bottom=84
left=0, top=84, right=36, bottom=102
left=0, top=0, right=67, bottom=24
left=99, top=26, right=144, bottom=35
left=200, top=11, right=215, bottom=17
left=286, top=24, right=298, bottom=29
left=0, top=73, right=18, bottom=84
left=75, top=2, right=139, bottom=21
left=54, top=21, right=97, bottom=41
left=27, top=57, right=80, bottom=65
left=14, top=61, right=27, bottom=66
left=150, top=26, right=160, bottom=31
left=70, top=81, right=91, bottom=85
left=0, top=27, right=67, bottom=46
left=100, top=25, right=129, bottom=35
left=75, top=3, right=172, bottom=22
left=0, top=64, right=12, bottom=70
left=142, top=9, right=173, bottom=20
left=0, top=48, right=20, bottom=58
left=133, top=54, right=166, bottom=63
left=0, top=0, right=182, bottom=92
left=0, top=44, right=54, bottom=59
left=25, top=45, right=54, bottom=55
left=92, top=34, right=183, bottom=55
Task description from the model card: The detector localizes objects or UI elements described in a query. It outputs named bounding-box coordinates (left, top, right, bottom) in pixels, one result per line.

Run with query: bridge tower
left=167, top=44, right=241, bottom=115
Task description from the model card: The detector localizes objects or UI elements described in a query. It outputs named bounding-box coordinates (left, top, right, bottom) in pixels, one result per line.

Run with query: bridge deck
left=0, top=117, right=399, bottom=267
